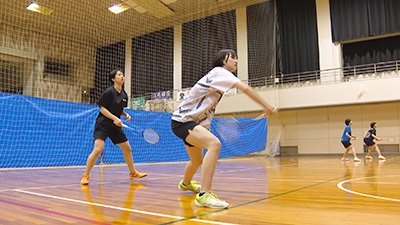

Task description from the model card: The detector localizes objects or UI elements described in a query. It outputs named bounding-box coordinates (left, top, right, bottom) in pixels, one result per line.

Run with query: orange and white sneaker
left=378, top=155, right=386, bottom=160
left=129, top=170, right=147, bottom=180
left=80, top=174, right=90, bottom=185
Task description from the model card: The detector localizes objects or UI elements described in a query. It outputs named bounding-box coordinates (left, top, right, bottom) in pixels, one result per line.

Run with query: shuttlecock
left=357, top=85, right=369, bottom=99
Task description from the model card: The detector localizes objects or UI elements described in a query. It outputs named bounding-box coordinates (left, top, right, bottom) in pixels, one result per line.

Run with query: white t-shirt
left=172, top=66, right=240, bottom=127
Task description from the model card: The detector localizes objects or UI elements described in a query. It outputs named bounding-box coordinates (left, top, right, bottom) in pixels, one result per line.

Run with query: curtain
left=276, top=0, right=320, bottom=78
left=330, top=0, right=400, bottom=42
left=247, top=1, right=276, bottom=85
left=182, top=10, right=237, bottom=88
left=131, top=28, right=174, bottom=97
left=368, top=0, right=400, bottom=36
left=343, top=35, right=400, bottom=66
left=94, top=41, right=125, bottom=103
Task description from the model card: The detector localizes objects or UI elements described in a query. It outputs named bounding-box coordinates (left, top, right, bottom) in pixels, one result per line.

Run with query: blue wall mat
left=0, top=93, right=268, bottom=168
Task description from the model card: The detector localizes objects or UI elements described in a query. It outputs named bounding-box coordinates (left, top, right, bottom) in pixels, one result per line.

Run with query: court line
left=1, top=158, right=353, bottom=224
left=0, top=156, right=300, bottom=172
left=0, top=198, right=110, bottom=225
left=13, top=189, right=238, bottom=225
left=0, top=174, right=180, bottom=193
left=160, top=174, right=349, bottom=224
left=337, top=175, right=400, bottom=202
left=0, top=161, right=189, bottom=171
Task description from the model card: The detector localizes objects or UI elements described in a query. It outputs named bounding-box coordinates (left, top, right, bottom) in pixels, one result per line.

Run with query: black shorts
left=94, top=123, right=127, bottom=145
left=364, top=138, right=375, bottom=146
left=171, top=120, right=198, bottom=147
left=341, top=141, right=352, bottom=148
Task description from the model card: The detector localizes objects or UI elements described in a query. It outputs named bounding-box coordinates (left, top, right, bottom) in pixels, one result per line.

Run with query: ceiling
left=0, top=0, right=269, bottom=47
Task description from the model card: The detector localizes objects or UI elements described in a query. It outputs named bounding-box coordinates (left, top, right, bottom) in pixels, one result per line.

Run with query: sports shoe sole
left=194, top=200, right=229, bottom=209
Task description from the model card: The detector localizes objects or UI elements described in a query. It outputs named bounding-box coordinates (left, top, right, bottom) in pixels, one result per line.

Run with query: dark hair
left=211, top=49, right=238, bottom=68
left=370, top=122, right=376, bottom=128
left=109, top=69, right=123, bottom=84
left=345, top=118, right=351, bottom=125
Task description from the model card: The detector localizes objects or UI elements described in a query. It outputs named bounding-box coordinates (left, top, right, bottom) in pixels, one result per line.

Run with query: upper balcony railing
left=247, top=59, right=400, bottom=91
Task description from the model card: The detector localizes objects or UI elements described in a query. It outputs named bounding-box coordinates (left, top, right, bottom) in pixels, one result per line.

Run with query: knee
left=91, top=147, right=103, bottom=157
left=122, top=148, right=132, bottom=154
left=121, top=145, right=132, bottom=154
left=118, top=142, right=132, bottom=153
left=191, top=159, right=203, bottom=167
left=208, top=139, right=221, bottom=152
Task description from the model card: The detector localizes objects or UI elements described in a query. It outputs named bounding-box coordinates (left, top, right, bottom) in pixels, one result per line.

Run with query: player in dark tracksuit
left=364, top=122, right=386, bottom=160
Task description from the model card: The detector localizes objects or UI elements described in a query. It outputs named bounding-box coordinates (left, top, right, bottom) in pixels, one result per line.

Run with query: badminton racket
left=227, top=109, right=274, bottom=126
left=122, top=124, right=160, bottom=144
left=253, top=107, right=279, bottom=121
left=228, top=109, right=277, bottom=124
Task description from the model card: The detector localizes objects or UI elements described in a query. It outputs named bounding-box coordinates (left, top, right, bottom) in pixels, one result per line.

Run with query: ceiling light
left=26, top=2, right=54, bottom=15
left=110, top=0, right=175, bottom=17
left=108, top=3, right=131, bottom=14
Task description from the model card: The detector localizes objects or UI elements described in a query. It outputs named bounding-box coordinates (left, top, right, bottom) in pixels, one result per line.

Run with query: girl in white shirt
left=171, top=49, right=275, bottom=208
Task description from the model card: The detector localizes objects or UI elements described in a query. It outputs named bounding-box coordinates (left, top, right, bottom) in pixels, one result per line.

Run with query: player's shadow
left=364, top=159, right=384, bottom=195
left=81, top=181, right=147, bottom=224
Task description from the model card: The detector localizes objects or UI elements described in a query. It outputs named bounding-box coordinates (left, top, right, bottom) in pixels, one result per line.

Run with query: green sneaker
left=178, top=180, right=201, bottom=193
left=195, top=192, right=229, bottom=208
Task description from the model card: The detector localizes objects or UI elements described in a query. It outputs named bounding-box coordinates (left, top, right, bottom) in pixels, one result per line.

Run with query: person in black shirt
left=364, top=122, right=386, bottom=160
left=81, top=69, right=147, bottom=185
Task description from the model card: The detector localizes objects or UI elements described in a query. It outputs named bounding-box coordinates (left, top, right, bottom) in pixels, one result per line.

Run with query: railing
left=129, top=60, right=400, bottom=112
left=247, top=59, right=400, bottom=91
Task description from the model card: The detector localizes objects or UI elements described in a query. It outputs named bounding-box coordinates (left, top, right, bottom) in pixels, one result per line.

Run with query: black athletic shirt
left=95, top=86, right=128, bottom=127
left=364, top=128, right=376, bottom=141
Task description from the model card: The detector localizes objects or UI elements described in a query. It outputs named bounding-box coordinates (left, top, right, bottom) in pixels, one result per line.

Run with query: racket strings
left=142, top=128, right=160, bottom=144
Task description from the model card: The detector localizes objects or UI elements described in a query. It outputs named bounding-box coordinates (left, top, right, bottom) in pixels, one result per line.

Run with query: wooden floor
left=1, top=155, right=400, bottom=224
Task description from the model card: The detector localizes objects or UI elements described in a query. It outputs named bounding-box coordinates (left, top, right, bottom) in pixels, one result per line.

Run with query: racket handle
left=254, top=113, right=267, bottom=120
left=256, top=107, right=278, bottom=120
left=121, top=124, right=140, bottom=133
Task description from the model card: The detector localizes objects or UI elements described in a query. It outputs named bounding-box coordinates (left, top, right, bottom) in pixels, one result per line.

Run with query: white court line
left=337, top=175, right=400, bottom=202
left=13, top=189, right=238, bottom=225
left=0, top=161, right=189, bottom=171
left=0, top=174, right=180, bottom=193
left=0, top=161, right=304, bottom=193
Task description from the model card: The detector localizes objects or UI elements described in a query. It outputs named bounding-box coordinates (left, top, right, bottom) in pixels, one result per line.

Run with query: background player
left=341, top=118, right=361, bottom=162
left=364, top=122, right=386, bottom=160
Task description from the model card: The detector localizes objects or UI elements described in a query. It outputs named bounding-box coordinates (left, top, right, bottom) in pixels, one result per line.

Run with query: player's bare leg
left=81, top=139, right=105, bottom=184
left=185, top=125, right=228, bottom=208
left=118, top=141, right=147, bottom=179
left=373, top=144, right=386, bottom=160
